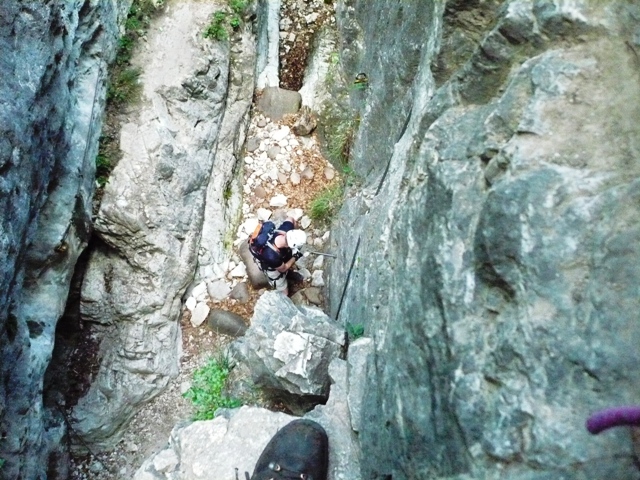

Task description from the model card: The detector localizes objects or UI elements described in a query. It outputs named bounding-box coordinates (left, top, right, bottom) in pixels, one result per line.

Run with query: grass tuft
left=204, top=11, right=229, bottom=41
left=346, top=322, right=365, bottom=341
left=309, top=184, right=344, bottom=222
left=95, top=0, right=163, bottom=192
left=183, top=354, right=241, bottom=420
left=204, top=0, right=252, bottom=41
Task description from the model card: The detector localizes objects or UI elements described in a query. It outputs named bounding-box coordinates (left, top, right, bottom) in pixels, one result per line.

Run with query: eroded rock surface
left=133, top=406, right=296, bottom=480
left=232, top=291, right=344, bottom=397
left=0, top=1, right=131, bottom=477
left=330, top=1, right=640, bottom=478
left=73, top=3, right=256, bottom=449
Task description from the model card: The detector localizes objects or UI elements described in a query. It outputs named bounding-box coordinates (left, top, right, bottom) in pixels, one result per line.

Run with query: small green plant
left=229, top=14, right=241, bottom=30
left=204, top=11, right=229, bottom=40
left=326, top=113, right=359, bottom=166
left=346, top=322, right=365, bottom=341
left=0, top=458, right=4, bottom=469
left=309, top=184, right=344, bottom=222
left=95, top=135, right=118, bottom=187
left=95, top=0, right=163, bottom=193
left=107, top=67, right=142, bottom=107
left=204, top=0, right=252, bottom=40
left=184, top=354, right=241, bottom=420
left=229, top=0, right=249, bottom=15
left=223, top=181, right=233, bottom=202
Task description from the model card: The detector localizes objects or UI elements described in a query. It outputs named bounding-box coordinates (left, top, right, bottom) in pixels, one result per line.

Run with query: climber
left=245, top=419, right=329, bottom=480
left=249, top=216, right=307, bottom=296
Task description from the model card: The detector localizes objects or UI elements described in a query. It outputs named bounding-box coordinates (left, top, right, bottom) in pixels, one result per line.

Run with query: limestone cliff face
left=0, top=1, right=131, bottom=477
left=72, top=4, right=257, bottom=449
left=329, top=1, right=640, bottom=479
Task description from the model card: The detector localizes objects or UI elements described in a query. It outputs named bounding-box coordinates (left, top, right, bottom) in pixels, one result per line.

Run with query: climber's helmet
left=286, top=229, right=307, bottom=253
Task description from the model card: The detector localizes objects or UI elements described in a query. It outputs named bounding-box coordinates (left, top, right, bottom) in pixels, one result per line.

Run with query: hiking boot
left=250, top=419, right=328, bottom=480
left=286, top=271, right=304, bottom=284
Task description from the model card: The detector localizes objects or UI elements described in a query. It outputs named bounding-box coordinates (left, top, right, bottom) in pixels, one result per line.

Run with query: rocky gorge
left=2, top=0, right=640, bottom=479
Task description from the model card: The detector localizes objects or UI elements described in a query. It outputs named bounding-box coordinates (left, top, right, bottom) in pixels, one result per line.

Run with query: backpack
left=248, top=221, right=282, bottom=268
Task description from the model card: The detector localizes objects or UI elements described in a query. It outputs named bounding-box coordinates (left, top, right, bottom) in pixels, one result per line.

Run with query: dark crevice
left=44, top=237, right=102, bottom=412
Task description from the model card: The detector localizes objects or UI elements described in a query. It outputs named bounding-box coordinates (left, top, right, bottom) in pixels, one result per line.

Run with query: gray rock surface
left=0, top=0, right=131, bottom=477
left=73, top=3, right=255, bottom=450
left=229, top=281, right=251, bottom=303
left=232, top=292, right=344, bottom=397
left=256, top=87, right=302, bottom=120
left=132, top=406, right=296, bottom=480
left=329, top=1, right=640, bottom=478
left=255, top=0, right=281, bottom=89
left=239, top=241, right=270, bottom=289
left=306, top=359, right=362, bottom=480
left=196, top=24, right=256, bottom=282
left=206, top=309, right=248, bottom=337
left=299, top=27, right=337, bottom=111
left=346, top=337, right=372, bottom=433
left=134, top=322, right=361, bottom=480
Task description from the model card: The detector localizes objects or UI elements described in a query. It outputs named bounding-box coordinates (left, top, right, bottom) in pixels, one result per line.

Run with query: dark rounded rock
left=229, top=282, right=251, bottom=303
left=206, top=309, right=248, bottom=337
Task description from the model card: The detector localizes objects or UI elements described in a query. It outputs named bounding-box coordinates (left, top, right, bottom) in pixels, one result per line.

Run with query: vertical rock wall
left=330, top=1, right=640, bottom=479
left=0, top=1, right=130, bottom=478
left=72, top=3, right=257, bottom=450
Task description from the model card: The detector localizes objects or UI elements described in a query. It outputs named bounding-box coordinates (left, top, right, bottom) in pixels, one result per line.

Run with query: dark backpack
left=248, top=221, right=282, bottom=268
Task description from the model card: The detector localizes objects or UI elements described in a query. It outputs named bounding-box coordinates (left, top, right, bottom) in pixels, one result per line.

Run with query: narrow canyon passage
left=44, top=1, right=341, bottom=478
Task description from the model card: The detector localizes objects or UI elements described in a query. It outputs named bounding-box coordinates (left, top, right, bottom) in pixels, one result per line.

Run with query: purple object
left=586, top=406, right=640, bottom=434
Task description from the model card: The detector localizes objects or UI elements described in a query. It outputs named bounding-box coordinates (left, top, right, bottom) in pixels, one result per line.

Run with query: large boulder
left=231, top=291, right=344, bottom=397
left=132, top=407, right=296, bottom=480
left=256, top=86, right=302, bottom=120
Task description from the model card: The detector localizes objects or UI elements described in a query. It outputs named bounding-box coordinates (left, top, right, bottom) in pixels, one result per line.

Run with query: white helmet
left=286, top=229, right=307, bottom=252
